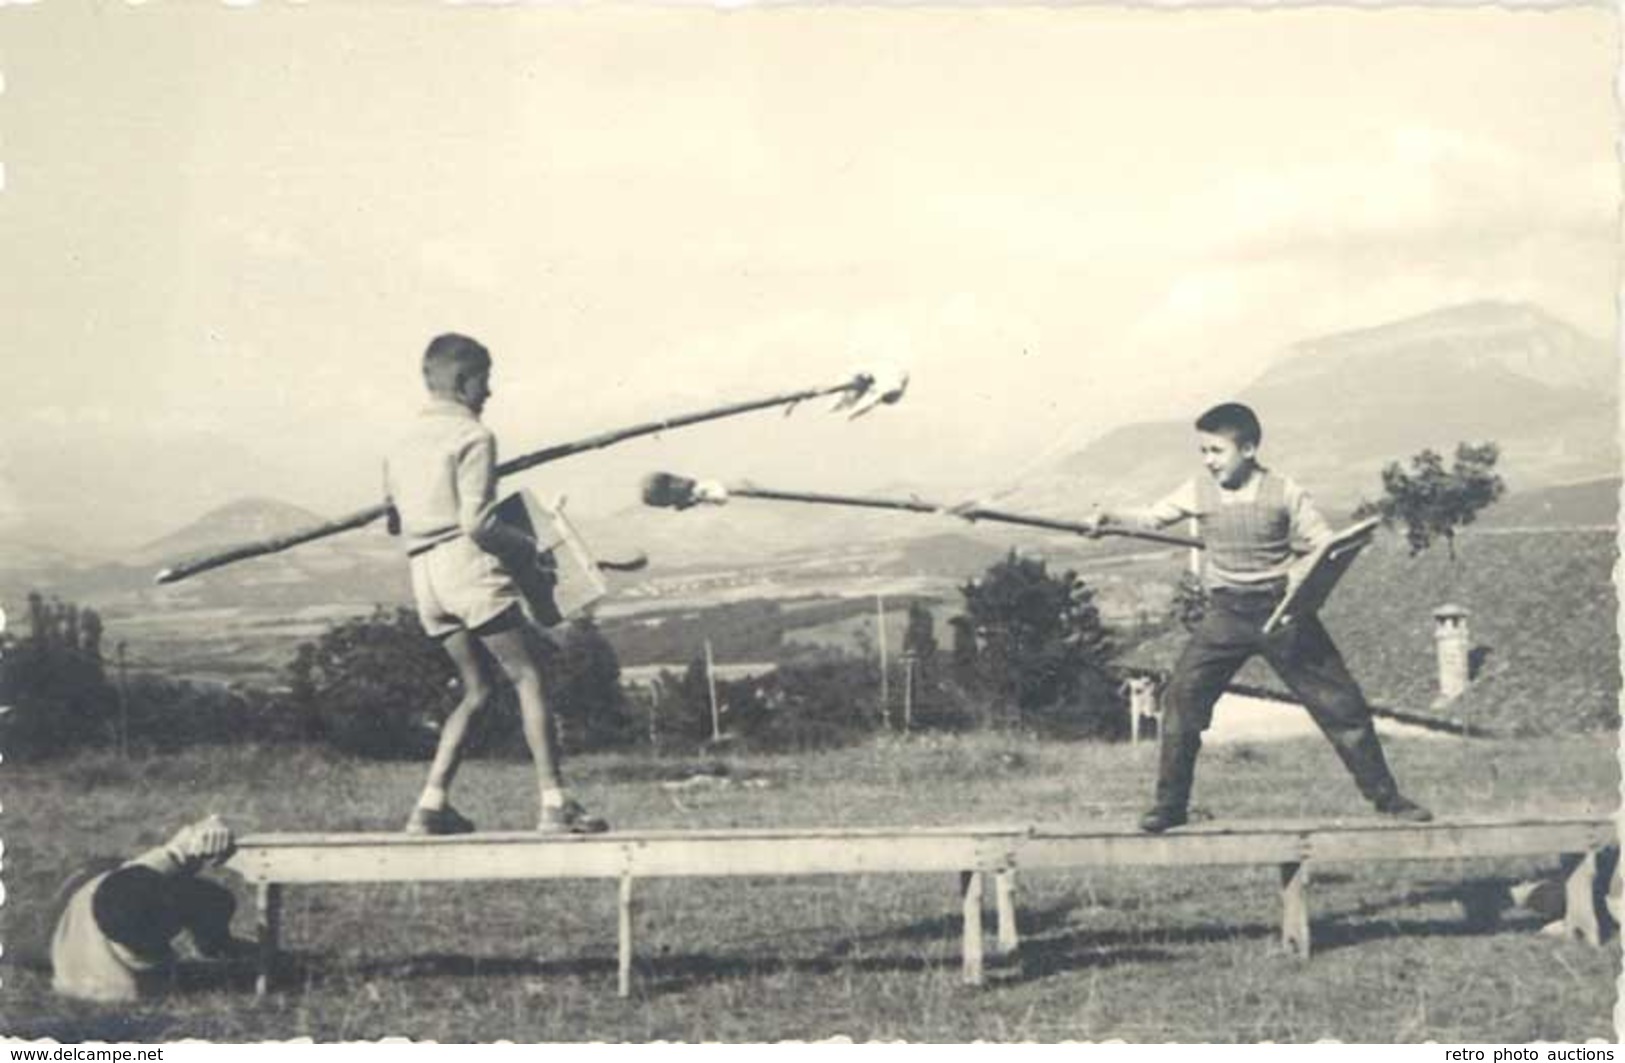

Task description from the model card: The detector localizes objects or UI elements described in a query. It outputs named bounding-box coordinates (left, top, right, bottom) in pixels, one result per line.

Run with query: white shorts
left=408, top=537, right=521, bottom=639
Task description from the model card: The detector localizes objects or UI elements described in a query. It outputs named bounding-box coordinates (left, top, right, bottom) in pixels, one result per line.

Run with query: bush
left=646, top=656, right=882, bottom=754
left=285, top=607, right=637, bottom=760
left=953, top=552, right=1119, bottom=733
left=284, top=607, right=455, bottom=759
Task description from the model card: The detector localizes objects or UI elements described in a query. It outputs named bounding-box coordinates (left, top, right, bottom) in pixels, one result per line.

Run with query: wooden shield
left=1262, top=517, right=1382, bottom=636
left=490, top=490, right=609, bottom=628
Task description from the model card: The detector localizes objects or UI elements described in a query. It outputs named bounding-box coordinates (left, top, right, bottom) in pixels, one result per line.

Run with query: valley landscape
left=4, top=302, right=1613, bottom=708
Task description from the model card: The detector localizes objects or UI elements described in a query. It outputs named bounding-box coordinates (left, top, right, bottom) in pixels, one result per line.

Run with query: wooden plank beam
left=222, top=813, right=1614, bottom=997
left=230, top=817, right=1614, bottom=885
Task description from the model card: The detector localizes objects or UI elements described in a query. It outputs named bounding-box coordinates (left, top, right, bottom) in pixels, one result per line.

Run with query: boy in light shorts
left=384, top=333, right=608, bottom=836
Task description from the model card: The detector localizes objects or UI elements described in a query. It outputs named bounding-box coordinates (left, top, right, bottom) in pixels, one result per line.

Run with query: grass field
left=3, top=732, right=1618, bottom=1043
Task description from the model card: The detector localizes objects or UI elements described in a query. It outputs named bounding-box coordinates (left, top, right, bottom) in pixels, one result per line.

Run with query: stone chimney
left=1432, top=604, right=1471, bottom=704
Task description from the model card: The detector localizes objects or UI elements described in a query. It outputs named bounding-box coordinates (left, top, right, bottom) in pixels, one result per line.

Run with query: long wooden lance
left=155, top=369, right=909, bottom=585
left=640, top=473, right=1204, bottom=550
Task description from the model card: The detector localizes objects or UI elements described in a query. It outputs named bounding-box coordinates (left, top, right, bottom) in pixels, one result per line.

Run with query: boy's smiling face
left=1197, top=429, right=1257, bottom=489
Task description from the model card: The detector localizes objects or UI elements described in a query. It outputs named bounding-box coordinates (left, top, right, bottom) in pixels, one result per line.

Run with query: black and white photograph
left=0, top=1, right=1618, bottom=1044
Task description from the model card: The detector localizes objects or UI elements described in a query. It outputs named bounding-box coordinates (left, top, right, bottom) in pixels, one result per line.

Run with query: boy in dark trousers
left=384, top=333, right=607, bottom=836
left=1087, top=402, right=1432, bottom=833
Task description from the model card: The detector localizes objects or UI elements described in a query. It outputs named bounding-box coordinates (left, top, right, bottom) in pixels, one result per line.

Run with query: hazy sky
left=0, top=3, right=1616, bottom=551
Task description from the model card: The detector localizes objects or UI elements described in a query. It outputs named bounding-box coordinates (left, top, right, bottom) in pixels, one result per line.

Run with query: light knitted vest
left=1195, top=470, right=1292, bottom=591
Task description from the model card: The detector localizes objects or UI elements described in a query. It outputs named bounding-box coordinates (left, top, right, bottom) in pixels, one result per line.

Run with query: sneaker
left=1139, top=806, right=1188, bottom=834
left=405, top=804, right=477, bottom=836
left=1375, top=795, right=1433, bottom=823
left=537, top=798, right=609, bottom=835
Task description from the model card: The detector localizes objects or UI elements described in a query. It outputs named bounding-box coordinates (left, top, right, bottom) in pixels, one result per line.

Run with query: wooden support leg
left=256, top=882, right=283, bottom=998
left=1279, top=862, right=1311, bottom=959
left=994, top=869, right=1020, bottom=957
left=618, top=874, right=635, bottom=998
left=960, top=870, right=985, bottom=987
left=1563, top=850, right=1601, bottom=946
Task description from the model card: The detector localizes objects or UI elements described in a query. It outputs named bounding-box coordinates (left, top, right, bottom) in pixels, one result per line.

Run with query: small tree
left=550, top=616, right=634, bottom=752
left=2, top=592, right=116, bottom=758
left=954, top=551, right=1116, bottom=733
left=285, top=607, right=454, bottom=759
left=1355, top=442, right=1505, bottom=560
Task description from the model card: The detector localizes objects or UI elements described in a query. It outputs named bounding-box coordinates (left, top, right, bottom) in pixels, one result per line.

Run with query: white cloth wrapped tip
left=833, top=363, right=910, bottom=418
left=692, top=480, right=730, bottom=506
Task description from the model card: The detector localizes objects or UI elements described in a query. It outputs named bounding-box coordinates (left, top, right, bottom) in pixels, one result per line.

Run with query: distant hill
left=129, top=496, right=331, bottom=568
left=1010, top=301, right=1617, bottom=516
left=1478, top=476, right=1619, bottom=529
left=6, top=497, right=411, bottom=612
left=4, top=302, right=1613, bottom=615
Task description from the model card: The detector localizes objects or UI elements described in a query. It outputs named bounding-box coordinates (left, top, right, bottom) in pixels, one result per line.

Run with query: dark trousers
left=93, top=867, right=238, bottom=960
left=1155, top=588, right=1401, bottom=809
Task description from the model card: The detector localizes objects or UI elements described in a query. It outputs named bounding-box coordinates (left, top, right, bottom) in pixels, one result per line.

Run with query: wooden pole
left=1279, top=862, right=1311, bottom=959
left=723, top=484, right=1203, bottom=550
left=648, top=681, right=660, bottom=751
left=704, top=639, right=721, bottom=743
left=960, top=870, right=985, bottom=986
left=618, top=874, right=635, bottom=998
left=994, top=869, right=1019, bottom=956
left=876, top=595, right=889, bottom=729
left=155, top=377, right=875, bottom=585
left=902, top=654, right=915, bottom=735
left=256, top=882, right=282, bottom=998
left=116, top=640, right=130, bottom=760
left=1562, top=850, right=1602, bottom=946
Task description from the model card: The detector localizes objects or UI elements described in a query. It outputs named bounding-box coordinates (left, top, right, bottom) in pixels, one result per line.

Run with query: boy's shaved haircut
left=1195, top=402, right=1262, bottom=448
left=423, top=333, right=491, bottom=392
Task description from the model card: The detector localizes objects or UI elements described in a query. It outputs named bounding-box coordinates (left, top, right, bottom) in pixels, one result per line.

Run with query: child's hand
left=166, top=814, right=236, bottom=869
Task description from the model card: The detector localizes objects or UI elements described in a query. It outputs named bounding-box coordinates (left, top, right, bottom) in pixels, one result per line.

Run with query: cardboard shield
left=490, top=490, right=609, bottom=628
left=1262, top=517, right=1382, bottom=636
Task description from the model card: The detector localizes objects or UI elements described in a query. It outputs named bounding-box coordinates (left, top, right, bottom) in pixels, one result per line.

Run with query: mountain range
left=998, top=300, right=1617, bottom=516
left=1, top=300, right=1615, bottom=613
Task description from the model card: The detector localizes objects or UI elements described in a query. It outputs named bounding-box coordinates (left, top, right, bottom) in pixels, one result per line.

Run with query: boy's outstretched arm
left=125, top=816, right=236, bottom=879
left=1084, top=481, right=1196, bottom=536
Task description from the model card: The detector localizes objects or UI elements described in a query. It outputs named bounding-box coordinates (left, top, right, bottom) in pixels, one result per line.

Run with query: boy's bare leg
left=479, top=625, right=564, bottom=793
left=420, top=629, right=494, bottom=804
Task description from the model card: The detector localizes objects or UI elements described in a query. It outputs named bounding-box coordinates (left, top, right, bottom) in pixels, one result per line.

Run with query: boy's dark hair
left=1195, top=402, right=1262, bottom=448
left=422, top=333, right=490, bottom=391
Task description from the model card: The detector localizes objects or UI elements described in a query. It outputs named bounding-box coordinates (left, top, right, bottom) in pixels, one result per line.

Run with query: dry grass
left=2, top=732, right=1618, bottom=1042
